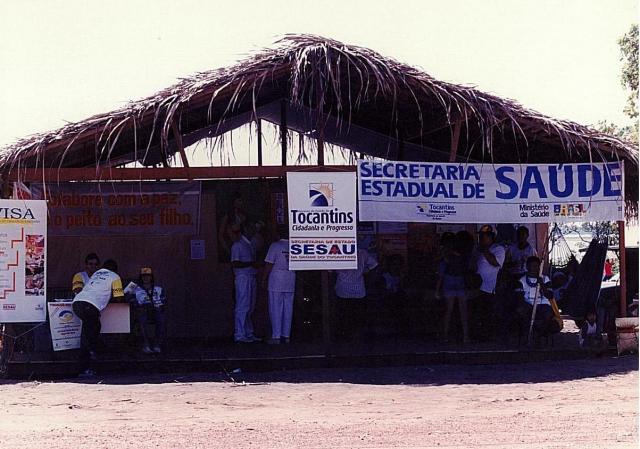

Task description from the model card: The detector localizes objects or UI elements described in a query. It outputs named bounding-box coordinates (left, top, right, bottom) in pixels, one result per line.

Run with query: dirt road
left=1, top=356, right=637, bottom=448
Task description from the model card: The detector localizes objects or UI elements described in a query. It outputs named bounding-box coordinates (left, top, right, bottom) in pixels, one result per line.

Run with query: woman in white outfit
left=262, top=226, right=296, bottom=344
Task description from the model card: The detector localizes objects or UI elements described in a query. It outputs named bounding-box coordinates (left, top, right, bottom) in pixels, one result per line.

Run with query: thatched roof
left=1, top=34, right=637, bottom=207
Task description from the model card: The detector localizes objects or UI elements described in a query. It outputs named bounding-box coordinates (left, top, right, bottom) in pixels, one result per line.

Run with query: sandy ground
left=0, top=357, right=637, bottom=449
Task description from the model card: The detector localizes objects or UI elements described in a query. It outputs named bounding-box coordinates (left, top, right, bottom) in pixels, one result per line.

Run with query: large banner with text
left=287, top=172, right=357, bottom=270
left=0, top=199, right=47, bottom=323
left=358, top=160, right=624, bottom=223
left=31, top=182, right=201, bottom=236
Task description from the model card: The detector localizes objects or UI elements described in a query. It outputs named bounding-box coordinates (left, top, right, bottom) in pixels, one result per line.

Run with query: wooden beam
left=317, top=125, right=325, bottom=166
left=171, top=120, right=190, bottom=168
left=257, top=119, right=263, bottom=166
left=618, top=220, right=627, bottom=317
left=280, top=100, right=288, bottom=166
left=7, top=166, right=356, bottom=182
left=449, top=120, right=462, bottom=162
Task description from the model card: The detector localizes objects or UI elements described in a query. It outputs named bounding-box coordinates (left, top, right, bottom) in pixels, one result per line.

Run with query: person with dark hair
left=515, top=256, right=558, bottom=338
left=133, top=267, right=166, bottom=354
left=231, top=222, right=261, bottom=343
left=436, top=233, right=470, bottom=343
left=72, top=259, right=124, bottom=377
left=380, top=254, right=407, bottom=335
left=72, top=253, right=100, bottom=296
left=218, top=192, right=248, bottom=260
left=505, top=226, right=537, bottom=279
left=333, top=244, right=378, bottom=341
left=262, top=225, right=296, bottom=344
left=579, top=308, right=607, bottom=354
left=471, top=225, right=506, bottom=340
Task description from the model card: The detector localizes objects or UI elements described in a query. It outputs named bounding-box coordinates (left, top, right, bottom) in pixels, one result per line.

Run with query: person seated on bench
left=515, top=256, right=559, bottom=338
left=133, top=267, right=166, bottom=354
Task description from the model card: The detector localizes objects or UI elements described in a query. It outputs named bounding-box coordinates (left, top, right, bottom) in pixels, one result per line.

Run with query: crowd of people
left=70, top=253, right=167, bottom=377
left=67, top=218, right=608, bottom=377
left=433, top=225, right=565, bottom=344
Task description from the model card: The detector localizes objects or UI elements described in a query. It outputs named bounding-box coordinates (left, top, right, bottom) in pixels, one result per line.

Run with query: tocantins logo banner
left=358, top=160, right=624, bottom=223
left=287, top=172, right=357, bottom=270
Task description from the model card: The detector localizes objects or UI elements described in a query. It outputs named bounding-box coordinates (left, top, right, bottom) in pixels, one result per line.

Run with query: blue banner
left=358, top=160, right=624, bottom=223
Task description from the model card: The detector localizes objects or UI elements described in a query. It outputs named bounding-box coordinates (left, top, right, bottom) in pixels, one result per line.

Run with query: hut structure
left=0, top=35, right=637, bottom=370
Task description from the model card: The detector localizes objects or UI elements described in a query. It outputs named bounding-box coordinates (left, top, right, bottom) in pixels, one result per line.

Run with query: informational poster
left=0, top=199, right=47, bottom=323
left=287, top=172, right=357, bottom=270
left=30, top=182, right=201, bottom=236
left=190, top=239, right=206, bottom=260
left=358, top=160, right=625, bottom=223
left=48, top=301, right=81, bottom=351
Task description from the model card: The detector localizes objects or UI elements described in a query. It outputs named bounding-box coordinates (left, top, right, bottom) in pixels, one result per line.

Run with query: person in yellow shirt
left=72, top=259, right=124, bottom=377
left=72, top=253, right=100, bottom=296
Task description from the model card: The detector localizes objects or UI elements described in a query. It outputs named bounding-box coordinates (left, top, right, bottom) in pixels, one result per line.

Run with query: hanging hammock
left=548, top=223, right=575, bottom=269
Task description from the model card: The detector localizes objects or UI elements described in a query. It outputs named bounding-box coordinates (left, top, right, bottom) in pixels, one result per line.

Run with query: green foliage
left=619, top=24, right=638, bottom=120
left=597, top=120, right=638, bottom=145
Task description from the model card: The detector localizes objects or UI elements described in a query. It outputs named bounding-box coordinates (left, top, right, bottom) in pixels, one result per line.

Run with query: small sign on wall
left=190, top=239, right=206, bottom=260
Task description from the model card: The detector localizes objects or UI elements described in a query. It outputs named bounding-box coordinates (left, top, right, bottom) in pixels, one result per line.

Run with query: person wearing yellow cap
left=133, top=267, right=166, bottom=354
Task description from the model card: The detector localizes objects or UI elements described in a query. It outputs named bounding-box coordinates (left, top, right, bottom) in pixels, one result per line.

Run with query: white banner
left=48, top=302, right=81, bottom=351
left=0, top=200, right=47, bottom=322
left=287, top=172, right=357, bottom=270
left=358, top=160, right=625, bottom=223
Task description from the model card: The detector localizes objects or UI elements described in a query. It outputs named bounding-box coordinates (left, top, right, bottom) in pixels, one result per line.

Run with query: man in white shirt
left=333, top=247, right=378, bottom=341
left=262, top=226, right=296, bottom=344
left=231, top=224, right=260, bottom=343
left=72, top=259, right=124, bottom=376
left=515, top=256, right=557, bottom=337
left=472, top=225, right=506, bottom=341
left=71, top=253, right=100, bottom=296
left=505, top=226, right=538, bottom=279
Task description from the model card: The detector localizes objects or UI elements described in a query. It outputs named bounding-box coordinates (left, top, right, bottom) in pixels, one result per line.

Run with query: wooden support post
left=257, top=119, right=263, bottom=167
left=321, top=271, right=331, bottom=345
left=317, top=130, right=325, bottom=167
left=618, top=220, right=627, bottom=317
left=449, top=120, right=462, bottom=162
left=316, top=114, right=330, bottom=343
left=171, top=120, right=190, bottom=168
left=1, top=171, right=12, bottom=199
left=397, top=135, right=405, bottom=161
left=280, top=100, right=288, bottom=166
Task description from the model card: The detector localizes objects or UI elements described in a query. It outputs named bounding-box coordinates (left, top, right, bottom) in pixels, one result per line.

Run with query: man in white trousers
left=231, top=223, right=261, bottom=343
left=262, top=226, right=296, bottom=344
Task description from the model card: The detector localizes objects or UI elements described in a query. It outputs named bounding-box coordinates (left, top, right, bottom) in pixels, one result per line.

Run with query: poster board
left=48, top=301, right=81, bottom=351
left=287, top=172, right=357, bottom=270
left=48, top=301, right=130, bottom=351
left=100, top=303, right=131, bottom=333
left=0, top=200, right=47, bottom=323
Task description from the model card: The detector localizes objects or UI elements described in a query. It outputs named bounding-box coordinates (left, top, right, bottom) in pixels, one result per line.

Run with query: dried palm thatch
left=0, top=34, right=637, bottom=211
